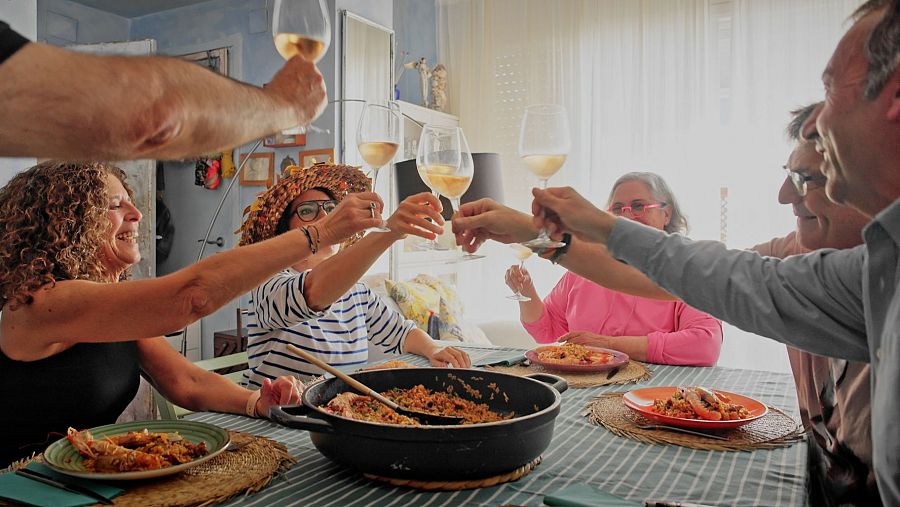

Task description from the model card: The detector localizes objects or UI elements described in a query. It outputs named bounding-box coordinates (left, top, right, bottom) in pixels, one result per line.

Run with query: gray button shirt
left=606, top=197, right=900, bottom=505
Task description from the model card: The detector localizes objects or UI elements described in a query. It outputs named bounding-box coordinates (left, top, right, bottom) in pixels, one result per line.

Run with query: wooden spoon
left=286, top=344, right=464, bottom=425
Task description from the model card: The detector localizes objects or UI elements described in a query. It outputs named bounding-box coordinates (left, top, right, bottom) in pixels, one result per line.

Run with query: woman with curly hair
left=0, top=160, right=382, bottom=466
left=239, top=162, right=470, bottom=386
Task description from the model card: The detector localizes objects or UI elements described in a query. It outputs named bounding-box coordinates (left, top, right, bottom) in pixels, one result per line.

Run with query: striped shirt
left=245, top=269, right=415, bottom=387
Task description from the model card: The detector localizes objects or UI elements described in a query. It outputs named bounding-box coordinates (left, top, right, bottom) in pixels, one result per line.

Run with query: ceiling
left=67, top=0, right=215, bottom=18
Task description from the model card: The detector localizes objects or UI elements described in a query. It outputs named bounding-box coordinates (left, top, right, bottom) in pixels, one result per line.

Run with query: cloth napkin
left=543, top=483, right=642, bottom=507
left=0, top=462, right=124, bottom=507
left=473, top=350, right=528, bottom=367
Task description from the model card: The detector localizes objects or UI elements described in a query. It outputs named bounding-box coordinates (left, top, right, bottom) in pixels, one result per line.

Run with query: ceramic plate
left=525, top=345, right=629, bottom=373
left=44, top=419, right=230, bottom=480
left=623, top=386, right=768, bottom=430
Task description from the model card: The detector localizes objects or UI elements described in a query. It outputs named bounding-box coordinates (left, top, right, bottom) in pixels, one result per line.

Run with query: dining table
left=188, top=344, right=808, bottom=507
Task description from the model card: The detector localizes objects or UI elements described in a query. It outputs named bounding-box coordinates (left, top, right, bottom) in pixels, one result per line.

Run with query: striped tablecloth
left=189, top=346, right=806, bottom=507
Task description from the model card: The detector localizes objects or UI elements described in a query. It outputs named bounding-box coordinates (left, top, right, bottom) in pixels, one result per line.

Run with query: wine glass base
left=460, top=253, right=485, bottom=261
left=506, top=294, right=532, bottom=302
left=521, top=237, right=566, bottom=249
left=365, top=225, right=392, bottom=234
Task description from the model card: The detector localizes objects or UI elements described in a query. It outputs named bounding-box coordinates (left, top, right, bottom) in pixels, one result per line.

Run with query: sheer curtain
left=438, top=0, right=861, bottom=372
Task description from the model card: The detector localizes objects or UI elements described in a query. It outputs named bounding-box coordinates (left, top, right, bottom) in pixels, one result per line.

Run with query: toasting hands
left=531, top=187, right=616, bottom=244
left=386, top=192, right=445, bottom=240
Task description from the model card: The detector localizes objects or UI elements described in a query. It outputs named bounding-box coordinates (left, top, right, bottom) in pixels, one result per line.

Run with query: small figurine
left=404, top=57, right=432, bottom=108
left=430, top=64, right=448, bottom=112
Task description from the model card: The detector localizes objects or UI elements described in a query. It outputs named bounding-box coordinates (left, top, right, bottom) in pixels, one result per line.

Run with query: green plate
left=44, top=420, right=230, bottom=480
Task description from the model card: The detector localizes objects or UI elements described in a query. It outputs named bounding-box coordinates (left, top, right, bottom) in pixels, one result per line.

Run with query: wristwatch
left=549, top=233, right=572, bottom=264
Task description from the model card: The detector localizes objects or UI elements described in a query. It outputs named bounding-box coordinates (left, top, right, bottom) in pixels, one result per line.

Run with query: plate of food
left=525, top=342, right=629, bottom=373
left=43, top=420, right=230, bottom=480
left=623, top=386, right=768, bottom=430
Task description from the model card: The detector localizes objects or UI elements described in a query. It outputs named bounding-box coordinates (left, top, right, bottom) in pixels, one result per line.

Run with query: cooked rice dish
left=67, top=428, right=208, bottom=472
left=650, top=387, right=752, bottom=421
left=323, top=384, right=512, bottom=425
left=537, top=342, right=613, bottom=365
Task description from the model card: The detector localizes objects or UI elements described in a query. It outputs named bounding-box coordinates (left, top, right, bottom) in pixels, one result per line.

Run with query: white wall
left=0, top=0, right=38, bottom=186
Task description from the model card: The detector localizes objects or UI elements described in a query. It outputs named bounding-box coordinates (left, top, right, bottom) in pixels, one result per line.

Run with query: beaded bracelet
left=245, top=389, right=261, bottom=418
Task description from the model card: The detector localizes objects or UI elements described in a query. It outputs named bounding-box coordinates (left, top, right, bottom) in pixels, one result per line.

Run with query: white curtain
left=438, top=0, right=861, bottom=372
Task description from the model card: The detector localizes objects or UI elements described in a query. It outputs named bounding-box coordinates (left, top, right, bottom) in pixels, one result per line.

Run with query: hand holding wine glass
left=421, top=126, right=483, bottom=261
left=272, top=0, right=331, bottom=134
left=506, top=244, right=534, bottom=301
left=519, top=104, right=571, bottom=249
left=357, top=101, right=401, bottom=232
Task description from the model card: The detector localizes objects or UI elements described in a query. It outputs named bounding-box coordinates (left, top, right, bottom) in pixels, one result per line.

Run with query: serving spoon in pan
left=286, top=344, right=464, bottom=425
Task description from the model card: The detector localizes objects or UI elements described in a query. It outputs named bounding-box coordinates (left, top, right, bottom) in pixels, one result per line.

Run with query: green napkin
left=473, top=351, right=528, bottom=367
left=543, top=483, right=642, bottom=507
left=0, top=462, right=124, bottom=507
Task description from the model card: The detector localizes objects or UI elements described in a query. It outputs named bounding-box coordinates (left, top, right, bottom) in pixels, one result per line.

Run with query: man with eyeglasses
left=522, top=1, right=900, bottom=503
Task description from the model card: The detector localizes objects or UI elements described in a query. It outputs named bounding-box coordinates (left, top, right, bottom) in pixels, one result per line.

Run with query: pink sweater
left=523, top=272, right=723, bottom=366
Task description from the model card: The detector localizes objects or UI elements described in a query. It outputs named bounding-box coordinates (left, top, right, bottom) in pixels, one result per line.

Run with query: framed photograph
left=263, top=132, right=307, bottom=148
left=239, top=152, right=275, bottom=186
left=300, top=148, right=335, bottom=168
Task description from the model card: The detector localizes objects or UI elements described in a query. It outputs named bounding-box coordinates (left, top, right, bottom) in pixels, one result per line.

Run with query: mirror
left=338, top=11, right=394, bottom=178
left=338, top=11, right=395, bottom=276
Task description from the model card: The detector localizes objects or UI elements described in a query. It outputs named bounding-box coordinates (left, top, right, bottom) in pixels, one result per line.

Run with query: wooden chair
left=154, top=352, right=249, bottom=420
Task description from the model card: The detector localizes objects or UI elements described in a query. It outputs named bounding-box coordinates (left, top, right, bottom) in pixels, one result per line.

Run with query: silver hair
left=786, top=102, right=822, bottom=142
left=852, top=0, right=900, bottom=100
left=606, top=172, right=688, bottom=235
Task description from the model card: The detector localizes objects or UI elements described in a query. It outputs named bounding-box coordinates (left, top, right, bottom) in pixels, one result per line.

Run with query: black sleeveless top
left=0, top=341, right=140, bottom=466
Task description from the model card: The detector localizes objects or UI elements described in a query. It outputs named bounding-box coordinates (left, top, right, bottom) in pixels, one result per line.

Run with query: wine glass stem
left=370, top=166, right=382, bottom=190
left=429, top=190, right=442, bottom=247
left=536, top=178, right=552, bottom=240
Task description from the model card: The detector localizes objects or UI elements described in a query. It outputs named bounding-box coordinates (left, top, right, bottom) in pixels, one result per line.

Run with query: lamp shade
left=394, top=153, right=504, bottom=220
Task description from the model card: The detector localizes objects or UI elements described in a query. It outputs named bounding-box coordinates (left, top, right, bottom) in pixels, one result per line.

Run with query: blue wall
left=38, top=0, right=129, bottom=44
left=394, top=0, right=437, bottom=106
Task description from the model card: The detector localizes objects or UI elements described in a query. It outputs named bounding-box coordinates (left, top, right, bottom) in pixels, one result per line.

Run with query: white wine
left=428, top=171, right=471, bottom=199
left=522, top=154, right=566, bottom=179
left=416, top=165, right=435, bottom=190
left=358, top=142, right=399, bottom=168
left=510, top=244, right=533, bottom=261
left=274, top=33, right=327, bottom=62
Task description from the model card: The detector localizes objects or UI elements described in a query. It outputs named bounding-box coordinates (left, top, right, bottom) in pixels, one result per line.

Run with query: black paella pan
left=270, top=367, right=568, bottom=480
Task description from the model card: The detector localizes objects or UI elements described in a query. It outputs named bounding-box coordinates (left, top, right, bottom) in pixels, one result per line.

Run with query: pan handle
left=269, top=405, right=337, bottom=433
left=525, top=373, right=569, bottom=394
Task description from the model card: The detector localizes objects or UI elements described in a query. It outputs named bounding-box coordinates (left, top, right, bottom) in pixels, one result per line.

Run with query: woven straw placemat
left=363, top=457, right=541, bottom=491
left=485, top=361, right=651, bottom=388
left=585, top=392, right=804, bottom=452
left=2, top=430, right=295, bottom=507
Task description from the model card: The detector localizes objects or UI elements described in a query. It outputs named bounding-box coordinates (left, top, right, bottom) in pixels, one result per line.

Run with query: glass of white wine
left=422, top=126, right=484, bottom=261
left=519, top=104, right=571, bottom=249
left=507, top=244, right=533, bottom=301
left=414, top=125, right=451, bottom=251
left=357, top=101, right=401, bottom=232
left=272, top=0, right=330, bottom=135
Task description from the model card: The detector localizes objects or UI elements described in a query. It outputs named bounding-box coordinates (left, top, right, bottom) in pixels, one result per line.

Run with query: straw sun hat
left=238, top=161, right=370, bottom=247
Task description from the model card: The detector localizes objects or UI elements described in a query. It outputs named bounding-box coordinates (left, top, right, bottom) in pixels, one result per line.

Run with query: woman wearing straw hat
left=0, top=161, right=383, bottom=466
left=239, top=162, right=471, bottom=385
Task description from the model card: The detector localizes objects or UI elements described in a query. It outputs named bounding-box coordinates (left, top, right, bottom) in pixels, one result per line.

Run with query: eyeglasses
left=607, top=201, right=667, bottom=218
left=783, top=166, right=827, bottom=196
left=294, top=199, right=337, bottom=222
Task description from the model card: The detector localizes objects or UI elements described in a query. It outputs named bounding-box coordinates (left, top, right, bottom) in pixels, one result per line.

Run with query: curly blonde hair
left=0, top=161, right=133, bottom=310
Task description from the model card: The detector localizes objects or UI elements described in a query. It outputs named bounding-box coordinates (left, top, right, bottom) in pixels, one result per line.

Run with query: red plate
left=623, top=386, right=768, bottom=430
left=525, top=345, right=629, bottom=373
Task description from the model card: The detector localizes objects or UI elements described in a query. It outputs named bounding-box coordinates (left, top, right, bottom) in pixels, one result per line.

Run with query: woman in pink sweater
left=506, top=172, right=722, bottom=366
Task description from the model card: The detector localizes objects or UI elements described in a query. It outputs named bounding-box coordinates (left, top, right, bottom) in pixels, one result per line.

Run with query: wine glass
left=519, top=104, right=571, bottom=249
left=414, top=125, right=452, bottom=251
left=507, top=244, right=533, bottom=301
left=357, top=101, right=401, bottom=232
left=421, top=126, right=484, bottom=261
left=272, top=0, right=331, bottom=135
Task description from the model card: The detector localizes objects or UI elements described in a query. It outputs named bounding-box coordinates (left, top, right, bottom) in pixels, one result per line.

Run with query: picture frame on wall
left=263, top=132, right=307, bottom=148
left=239, top=152, right=275, bottom=186
left=299, top=148, right=335, bottom=168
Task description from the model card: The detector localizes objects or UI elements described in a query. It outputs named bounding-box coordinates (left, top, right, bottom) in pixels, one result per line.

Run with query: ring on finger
left=369, top=202, right=376, bottom=219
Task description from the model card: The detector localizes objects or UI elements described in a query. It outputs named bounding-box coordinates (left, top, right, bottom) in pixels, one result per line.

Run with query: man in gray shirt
left=525, top=0, right=900, bottom=503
